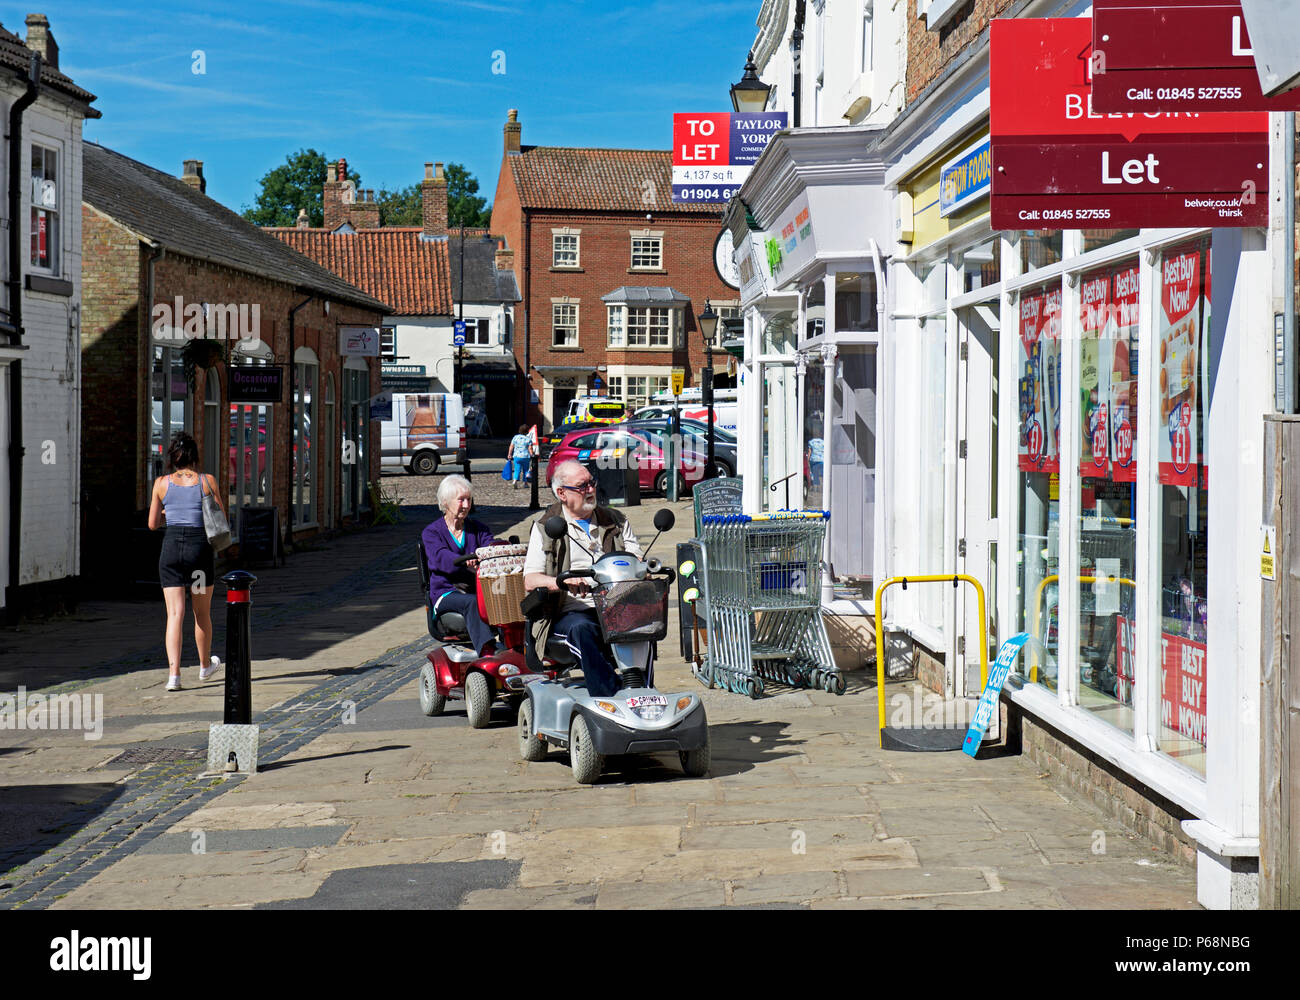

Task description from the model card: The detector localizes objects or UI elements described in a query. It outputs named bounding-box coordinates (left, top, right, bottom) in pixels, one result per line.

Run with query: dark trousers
left=552, top=608, right=620, bottom=697
left=434, top=589, right=495, bottom=653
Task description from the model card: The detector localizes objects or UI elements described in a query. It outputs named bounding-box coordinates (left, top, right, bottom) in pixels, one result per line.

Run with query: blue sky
left=35, top=0, right=761, bottom=215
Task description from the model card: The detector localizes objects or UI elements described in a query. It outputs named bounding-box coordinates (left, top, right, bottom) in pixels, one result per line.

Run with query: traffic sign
left=453, top=319, right=467, bottom=346
left=670, top=369, right=685, bottom=396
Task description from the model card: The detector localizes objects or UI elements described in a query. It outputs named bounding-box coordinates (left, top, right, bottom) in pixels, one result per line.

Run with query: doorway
left=955, top=301, right=1000, bottom=695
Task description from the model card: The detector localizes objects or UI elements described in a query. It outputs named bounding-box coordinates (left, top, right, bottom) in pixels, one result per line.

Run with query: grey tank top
left=163, top=477, right=205, bottom=527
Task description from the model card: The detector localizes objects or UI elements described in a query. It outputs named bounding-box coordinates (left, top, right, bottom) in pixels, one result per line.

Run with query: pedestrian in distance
left=507, top=424, right=532, bottom=490
left=147, top=431, right=225, bottom=692
left=421, top=474, right=505, bottom=656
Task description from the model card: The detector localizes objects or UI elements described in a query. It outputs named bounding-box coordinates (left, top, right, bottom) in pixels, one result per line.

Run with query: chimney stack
left=323, top=158, right=346, bottom=230
left=421, top=161, right=448, bottom=239
left=504, top=109, right=521, bottom=156
left=180, top=160, right=206, bottom=195
left=25, top=14, right=58, bottom=71
left=494, top=240, right=514, bottom=276
left=296, top=208, right=310, bottom=228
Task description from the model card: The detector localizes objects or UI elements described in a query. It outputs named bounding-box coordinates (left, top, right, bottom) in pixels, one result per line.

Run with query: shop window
left=1014, top=282, right=1063, bottom=688
left=805, top=282, right=825, bottom=341
left=294, top=353, right=318, bottom=526
left=1155, top=238, right=1210, bottom=776
left=1076, top=258, right=1140, bottom=733
left=835, top=272, right=877, bottom=332
left=803, top=353, right=826, bottom=510
left=1082, top=228, right=1141, bottom=255
left=1020, top=231, right=1063, bottom=273
left=963, top=239, right=1000, bottom=294
left=30, top=143, right=60, bottom=274
left=150, top=345, right=192, bottom=483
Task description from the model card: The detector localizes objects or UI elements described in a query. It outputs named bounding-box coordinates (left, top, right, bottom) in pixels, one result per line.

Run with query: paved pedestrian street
left=0, top=490, right=1197, bottom=910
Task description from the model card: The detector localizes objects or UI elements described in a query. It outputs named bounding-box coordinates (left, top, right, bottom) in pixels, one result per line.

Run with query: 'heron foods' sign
left=1091, top=0, right=1300, bottom=113
left=990, top=17, right=1267, bottom=231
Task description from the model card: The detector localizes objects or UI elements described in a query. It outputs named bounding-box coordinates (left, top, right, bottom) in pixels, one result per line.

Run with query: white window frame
left=552, top=302, right=579, bottom=348
left=553, top=230, right=580, bottom=268
left=630, top=235, right=663, bottom=270
left=30, top=140, right=61, bottom=275
left=607, top=305, right=625, bottom=348
left=380, top=326, right=397, bottom=362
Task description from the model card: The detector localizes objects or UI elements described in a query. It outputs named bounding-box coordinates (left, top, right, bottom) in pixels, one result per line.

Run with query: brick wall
left=518, top=209, right=730, bottom=427
left=905, top=0, right=1017, bottom=106
left=79, top=217, right=384, bottom=579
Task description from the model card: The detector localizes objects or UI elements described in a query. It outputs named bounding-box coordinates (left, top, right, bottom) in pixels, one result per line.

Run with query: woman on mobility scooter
left=421, top=475, right=503, bottom=657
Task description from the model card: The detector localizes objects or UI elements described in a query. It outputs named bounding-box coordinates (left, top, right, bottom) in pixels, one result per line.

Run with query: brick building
left=271, top=160, right=520, bottom=437
left=80, top=144, right=389, bottom=585
left=489, top=110, right=733, bottom=431
left=0, top=16, right=98, bottom=616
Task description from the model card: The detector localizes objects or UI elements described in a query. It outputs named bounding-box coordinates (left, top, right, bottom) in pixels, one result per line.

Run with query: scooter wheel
left=569, top=714, right=604, bottom=785
left=419, top=662, right=446, bottom=717
left=680, top=738, right=710, bottom=778
left=518, top=698, right=547, bottom=762
left=465, top=671, right=493, bottom=729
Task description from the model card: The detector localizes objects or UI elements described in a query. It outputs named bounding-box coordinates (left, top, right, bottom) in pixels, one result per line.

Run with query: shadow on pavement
left=0, top=781, right=129, bottom=880
left=258, top=744, right=411, bottom=772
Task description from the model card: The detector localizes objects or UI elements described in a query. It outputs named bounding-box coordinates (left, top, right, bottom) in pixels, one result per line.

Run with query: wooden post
left=1261, top=415, right=1300, bottom=909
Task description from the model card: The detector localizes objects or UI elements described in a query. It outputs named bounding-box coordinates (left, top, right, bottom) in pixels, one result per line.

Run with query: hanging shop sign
left=672, top=112, right=788, bottom=204
left=939, top=136, right=992, bottom=217
left=228, top=365, right=284, bottom=404
left=990, top=17, right=1268, bottom=230
left=340, top=326, right=381, bottom=356
left=764, top=193, right=817, bottom=283
left=1091, top=0, right=1300, bottom=113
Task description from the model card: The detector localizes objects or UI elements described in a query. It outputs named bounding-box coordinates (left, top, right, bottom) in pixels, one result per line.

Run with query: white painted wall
left=387, top=302, right=514, bottom=392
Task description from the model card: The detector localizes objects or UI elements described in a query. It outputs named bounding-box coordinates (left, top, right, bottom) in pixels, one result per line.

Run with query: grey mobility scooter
left=518, top=509, right=711, bottom=784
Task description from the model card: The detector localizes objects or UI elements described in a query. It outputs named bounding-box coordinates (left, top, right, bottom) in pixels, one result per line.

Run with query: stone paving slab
left=730, top=870, right=843, bottom=906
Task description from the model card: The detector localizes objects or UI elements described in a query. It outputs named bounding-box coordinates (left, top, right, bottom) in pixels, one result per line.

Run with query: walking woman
left=506, top=425, right=533, bottom=490
left=148, top=431, right=225, bottom=691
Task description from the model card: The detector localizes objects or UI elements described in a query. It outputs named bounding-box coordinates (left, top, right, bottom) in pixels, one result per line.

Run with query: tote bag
left=200, top=474, right=232, bottom=552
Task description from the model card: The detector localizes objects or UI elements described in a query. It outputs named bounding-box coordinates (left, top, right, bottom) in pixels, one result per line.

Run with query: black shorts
left=159, top=526, right=216, bottom=590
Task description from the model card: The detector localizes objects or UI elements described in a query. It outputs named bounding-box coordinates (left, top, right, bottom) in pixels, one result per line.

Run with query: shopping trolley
left=693, top=511, right=842, bottom=698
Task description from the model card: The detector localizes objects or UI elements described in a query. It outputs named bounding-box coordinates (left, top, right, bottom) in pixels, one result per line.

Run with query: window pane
left=1077, top=259, right=1140, bottom=733
left=1155, top=239, right=1210, bottom=776
left=1082, top=229, right=1141, bottom=254
left=834, top=271, right=877, bottom=332
left=963, top=239, right=1000, bottom=294
left=805, top=282, right=825, bottom=340
left=1014, top=283, right=1063, bottom=688
left=1020, top=231, right=1063, bottom=272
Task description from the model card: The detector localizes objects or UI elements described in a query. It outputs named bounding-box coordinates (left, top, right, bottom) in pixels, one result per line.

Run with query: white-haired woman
left=420, top=474, right=504, bottom=656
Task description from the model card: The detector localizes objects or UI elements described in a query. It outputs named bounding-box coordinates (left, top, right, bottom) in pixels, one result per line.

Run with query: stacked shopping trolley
left=692, top=511, right=843, bottom=698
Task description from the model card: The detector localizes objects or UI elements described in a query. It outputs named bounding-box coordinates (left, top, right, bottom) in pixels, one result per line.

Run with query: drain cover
left=103, top=747, right=207, bottom=766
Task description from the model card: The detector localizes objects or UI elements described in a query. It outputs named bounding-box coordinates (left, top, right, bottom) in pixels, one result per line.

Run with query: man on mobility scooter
left=417, top=475, right=540, bottom=727
left=518, top=460, right=710, bottom=783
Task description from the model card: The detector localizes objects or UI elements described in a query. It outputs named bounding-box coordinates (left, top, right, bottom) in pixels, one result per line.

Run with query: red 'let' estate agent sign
left=990, top=17, right=1268, bottom=231
left=1092, top=0, right=1300, bottom=113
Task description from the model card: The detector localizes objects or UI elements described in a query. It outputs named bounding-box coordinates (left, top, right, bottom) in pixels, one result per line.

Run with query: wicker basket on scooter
left=476, top=543, right=529, bottom=625
left=592, top=578, right=670, bottom=644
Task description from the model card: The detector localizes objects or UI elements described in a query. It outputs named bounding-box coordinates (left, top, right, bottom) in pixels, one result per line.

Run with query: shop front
left=884, top=108, right=1272, bottom=907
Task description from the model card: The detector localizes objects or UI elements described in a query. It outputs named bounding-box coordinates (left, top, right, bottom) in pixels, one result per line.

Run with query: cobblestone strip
left=0, top=636, right=430, bottom=909
left=33, top=536, right=423, bottom=699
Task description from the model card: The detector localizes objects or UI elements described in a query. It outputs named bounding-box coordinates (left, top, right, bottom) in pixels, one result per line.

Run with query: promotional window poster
left=1110, top=264, right=1140, bottom=484
left=1158, top=248, right=1203, bottom=487
left=1078, top=262, right=1141, bottom=484
left=1018, top=287, right=1062, bottom=474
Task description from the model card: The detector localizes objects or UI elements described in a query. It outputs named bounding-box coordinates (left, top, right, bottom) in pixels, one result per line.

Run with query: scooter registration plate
left=625, top=695, right=667, bottom=709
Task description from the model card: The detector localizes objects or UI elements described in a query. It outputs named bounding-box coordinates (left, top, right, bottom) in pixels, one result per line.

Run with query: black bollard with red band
left=221, top=570, right=257, bottom=725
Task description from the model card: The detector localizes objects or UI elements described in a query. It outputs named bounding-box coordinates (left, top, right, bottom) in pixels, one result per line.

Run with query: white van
left=635, top=388, right=738, bottom=435
left=380, top=392, right=465, bottom=475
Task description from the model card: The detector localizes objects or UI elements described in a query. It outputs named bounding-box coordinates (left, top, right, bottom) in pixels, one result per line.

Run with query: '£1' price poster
left=1158, top=249, right=1202, bottom=487
left=1018, top=287, right=1061, bottom=474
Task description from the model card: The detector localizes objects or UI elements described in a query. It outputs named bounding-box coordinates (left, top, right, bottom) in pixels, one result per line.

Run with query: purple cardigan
left=422, top=517, right=500, bottom=602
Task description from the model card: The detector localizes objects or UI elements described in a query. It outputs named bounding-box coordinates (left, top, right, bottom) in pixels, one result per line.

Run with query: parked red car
left=544, top=426, right=707, bottom=496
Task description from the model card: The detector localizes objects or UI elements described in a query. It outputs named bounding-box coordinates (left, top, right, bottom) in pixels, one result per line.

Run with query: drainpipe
left=287, top=294, right=313, bottom=549
left=6, top=51, right=41, bottom=620
left=791, top=0, right=805, bottom=128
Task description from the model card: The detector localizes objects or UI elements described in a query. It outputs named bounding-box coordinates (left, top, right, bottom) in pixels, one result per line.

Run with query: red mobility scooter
left=416, top=541, right=550, bottom=728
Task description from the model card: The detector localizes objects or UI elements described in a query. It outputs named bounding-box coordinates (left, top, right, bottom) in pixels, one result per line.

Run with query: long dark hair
left=167, top=431, right=199, bottom=471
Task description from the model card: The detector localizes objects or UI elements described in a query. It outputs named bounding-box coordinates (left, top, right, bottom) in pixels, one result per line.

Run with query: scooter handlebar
left=556, top=569, right=596, bottom=591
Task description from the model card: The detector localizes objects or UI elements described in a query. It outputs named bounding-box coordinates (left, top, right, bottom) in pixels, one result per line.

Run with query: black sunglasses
left=559, top=478, right=597, bottom=492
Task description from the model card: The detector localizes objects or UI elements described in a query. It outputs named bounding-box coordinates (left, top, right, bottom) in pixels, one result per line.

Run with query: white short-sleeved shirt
left=524, top=510, right=642, bottom=612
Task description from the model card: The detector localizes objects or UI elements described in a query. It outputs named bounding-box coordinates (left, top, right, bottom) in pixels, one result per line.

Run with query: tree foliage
left=242, top=148, right=360, bottom=227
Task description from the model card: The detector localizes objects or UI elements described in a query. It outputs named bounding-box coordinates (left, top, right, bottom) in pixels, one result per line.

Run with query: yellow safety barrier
left=874, top=575, right=988, bottom=750
left=1029, top=574, right=1136, bottom=683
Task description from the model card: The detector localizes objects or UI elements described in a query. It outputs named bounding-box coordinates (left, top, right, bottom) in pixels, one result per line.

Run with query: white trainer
left=199, top=656, right=223, bottom=682
left=166, top=675, right=182, bottom=692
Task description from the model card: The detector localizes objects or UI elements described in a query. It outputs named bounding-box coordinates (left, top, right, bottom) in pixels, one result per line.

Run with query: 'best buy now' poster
left=1158, top=250, right=1202, bottom=487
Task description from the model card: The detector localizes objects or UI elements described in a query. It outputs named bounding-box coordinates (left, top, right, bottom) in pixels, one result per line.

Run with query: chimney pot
left=180, top=159, right=206, bottom=195
left=296, top=208, right=310, bottom=228
left=504, top=110, right=521, bottom=155
left=422, top=157, right=448, bottom=238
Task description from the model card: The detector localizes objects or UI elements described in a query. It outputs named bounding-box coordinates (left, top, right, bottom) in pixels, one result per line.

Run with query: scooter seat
left=544, top=637, right=576, bottom=665
left=429, top=609, right=468, bottom=641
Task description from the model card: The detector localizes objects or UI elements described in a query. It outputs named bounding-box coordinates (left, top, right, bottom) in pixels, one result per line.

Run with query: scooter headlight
left=498, top=664, right=520, bottom=677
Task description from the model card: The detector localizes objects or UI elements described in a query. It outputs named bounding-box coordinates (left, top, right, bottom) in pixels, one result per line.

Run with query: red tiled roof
left=267, top=227, right=452, bottom=316
left=510, top=147, right=718, bottom=213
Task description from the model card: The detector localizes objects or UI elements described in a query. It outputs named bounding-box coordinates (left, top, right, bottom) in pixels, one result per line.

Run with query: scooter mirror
left=543, top=516, right=568, bottom=539
left=653, top=509, right=675, bottom=532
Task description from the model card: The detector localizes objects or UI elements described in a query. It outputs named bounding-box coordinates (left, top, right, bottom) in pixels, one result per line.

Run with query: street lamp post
left=730, top=51, right=773, bottom=114
left=698, top=299, right=719, bottom=479
left=456, top=227, right=472, bottom=481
